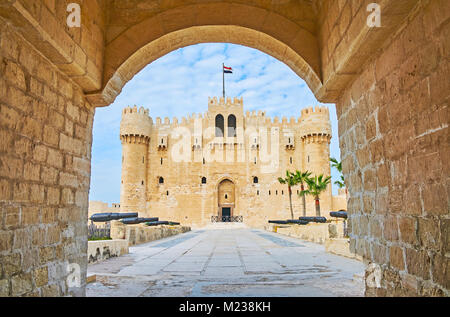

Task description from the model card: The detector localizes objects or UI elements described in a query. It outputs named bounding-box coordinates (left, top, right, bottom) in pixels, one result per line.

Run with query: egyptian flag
left=223, top=65, right=233, bottom=74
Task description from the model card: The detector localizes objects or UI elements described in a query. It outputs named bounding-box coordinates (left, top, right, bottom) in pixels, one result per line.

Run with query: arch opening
left=91, top=19, right=322, bottom=107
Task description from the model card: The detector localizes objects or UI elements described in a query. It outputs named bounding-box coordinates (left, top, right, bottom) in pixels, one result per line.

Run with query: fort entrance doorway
left=218, top=179, right=235, bottom=222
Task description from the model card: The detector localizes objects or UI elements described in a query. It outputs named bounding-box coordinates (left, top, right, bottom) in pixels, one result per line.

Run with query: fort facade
left=118, top=97, right=346, bottom=228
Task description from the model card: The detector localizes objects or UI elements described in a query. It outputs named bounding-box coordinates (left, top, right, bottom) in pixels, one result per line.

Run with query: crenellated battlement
left=299, top=106, right=332, bottom=141
left=208, top=96, right=243, bottom=108
left=119, top=101, right=332, bottom=144
left=122, top=105, right=150, bottom=116
left=153, top=113, right=206, bottom=128
left=120, top=105, right=152, bottom=138
left=300, top=106, right=329, bottom=120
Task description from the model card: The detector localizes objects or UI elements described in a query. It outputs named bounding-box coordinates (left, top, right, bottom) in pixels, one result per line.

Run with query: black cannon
left=89, top=212, right=138, bottom=222
left=268, top=220, right=289, bottom=224
left=329, top=211, right=348, bottom=219
left=167, top=222, right=180, bottom=226
left=146, top=221, right=170, bottom=226
left=287, top=219, right=309, bottom=225
left=121, top=217, right=159, bottom=225
left=299, top=217, right=327, bottom=223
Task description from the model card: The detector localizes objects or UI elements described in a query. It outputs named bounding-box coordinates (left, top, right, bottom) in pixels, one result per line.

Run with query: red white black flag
left=223, top=65, right=233, bottom=74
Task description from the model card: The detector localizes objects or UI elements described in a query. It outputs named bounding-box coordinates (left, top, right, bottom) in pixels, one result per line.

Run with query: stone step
left=201, top=222, right=248, bottom=230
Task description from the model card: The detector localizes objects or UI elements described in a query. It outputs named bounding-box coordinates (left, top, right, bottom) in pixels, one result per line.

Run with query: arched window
left=228, top=114, right=236, bottom=137
left=158, top=177, right=164, bottom=184
left=253, top=177, right=259, bottom=184
left=201, top=177, right=207, bottom=184
left=215, top=114, right=224, bottom=137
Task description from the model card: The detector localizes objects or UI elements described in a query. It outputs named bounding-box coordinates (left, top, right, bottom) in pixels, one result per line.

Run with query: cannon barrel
left=89, top=213, right=112, bottom=222
left=268, top=220, right=289, bottom=224
left=89, top=212, right=138, bottom=222
left=110, top=213, right=138, bottom=220
left=146, top=221, right=170, bottom=226
left=287, top=219, right=309, bottom=225
left=121, top=217, right=159, bottom=225
left=329, top=211, right=348, bottom=219
left=299, top=217, right=327, bottom=223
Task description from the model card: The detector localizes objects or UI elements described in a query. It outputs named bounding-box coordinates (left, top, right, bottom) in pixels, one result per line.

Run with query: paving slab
left=87, top=228, right=365, bottom=297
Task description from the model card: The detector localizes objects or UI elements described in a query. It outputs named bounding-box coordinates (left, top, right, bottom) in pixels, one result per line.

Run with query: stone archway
left=0, top=0, right=447, bottom=297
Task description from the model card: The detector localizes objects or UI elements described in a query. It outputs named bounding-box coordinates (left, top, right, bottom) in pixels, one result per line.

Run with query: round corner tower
left=120, top=106, right=152, bottom=214
left=299, top=106, right=333, bottom=213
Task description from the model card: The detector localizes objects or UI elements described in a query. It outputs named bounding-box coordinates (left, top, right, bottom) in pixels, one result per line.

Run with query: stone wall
left=337, top=0, right=449, bottom=296
left=0, top=17, right=93, bottom=297
left=325, top=238, right=362, bottom=260
left=87, top=240, right=128, bottom=264
left=111, top=221, right=191, bottom=247
left=270, top=221, right=346, bottom=245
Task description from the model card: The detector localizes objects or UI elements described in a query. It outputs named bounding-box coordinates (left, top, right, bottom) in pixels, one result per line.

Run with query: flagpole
left=222, top=63, right=225, bottom=99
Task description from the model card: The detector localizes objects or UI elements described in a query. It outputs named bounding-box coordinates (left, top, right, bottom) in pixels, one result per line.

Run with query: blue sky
left=90, top=43, right=342, bottom=203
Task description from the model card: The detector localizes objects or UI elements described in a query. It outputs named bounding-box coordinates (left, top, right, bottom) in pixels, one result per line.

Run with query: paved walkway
left=86, top=228, right=365, bottom=297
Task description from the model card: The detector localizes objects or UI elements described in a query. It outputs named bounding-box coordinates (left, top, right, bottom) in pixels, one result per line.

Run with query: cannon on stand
left=268, top=220, right=309, bottom=225
left=268, top=220, right=289, bottom=224
left=145, top=221, right=181, bottom=226
left=329, top=211, right=349, bottom=238
left=286, top=219, right=309, bottom=225
left=120, top=217, right=159, bottom=225
left=329, top=211, right=348, bottom=219
left=299, top=217, right=327, bottom=223
left=89, top=212, right=138, bottom=223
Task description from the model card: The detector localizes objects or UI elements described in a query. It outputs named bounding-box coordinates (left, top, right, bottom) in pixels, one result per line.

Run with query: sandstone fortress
left=118, top=97, right=347, bottom=228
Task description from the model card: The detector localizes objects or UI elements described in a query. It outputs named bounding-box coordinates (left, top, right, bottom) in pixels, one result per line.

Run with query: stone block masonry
left=0, top=17, right=94, bottom=297
left=110, top=221, right=191, bottom=247
left=336, top=0, right=449, bottom=296
left=88, top=240, right=129, bottom=264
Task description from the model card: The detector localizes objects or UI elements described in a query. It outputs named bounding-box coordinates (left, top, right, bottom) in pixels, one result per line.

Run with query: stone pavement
left=86, top=228, right=365, bottom=297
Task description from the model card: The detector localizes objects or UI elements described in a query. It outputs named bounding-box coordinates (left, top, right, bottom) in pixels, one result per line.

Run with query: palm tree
left=299, top=174, right=331, bottom=217
left=294, top=170, right=311, bottom=217
left=330, top=157, right=342, bottom=173
left=330, top=157, right=346, bottom=193
left=278, top=170, right=298, bottom=219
